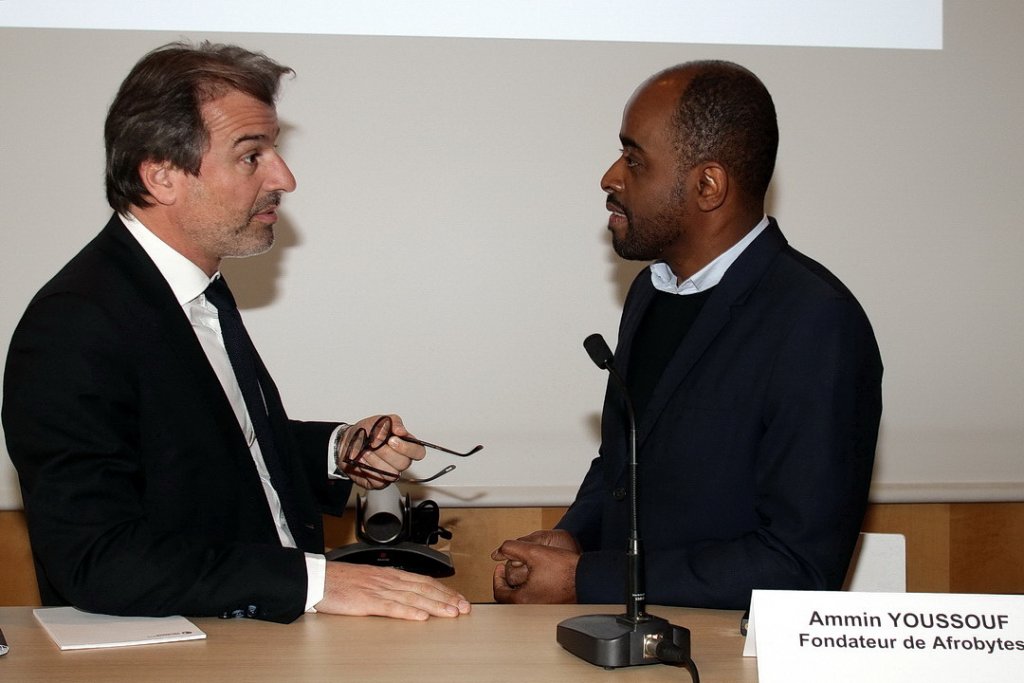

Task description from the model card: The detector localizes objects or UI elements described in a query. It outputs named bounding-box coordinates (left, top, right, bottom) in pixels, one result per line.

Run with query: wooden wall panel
left=949, top=503, right=1024, bottom=594
left=0, top=510, right=40, bottom=606
left=3, top=503, right=1022, bottom=607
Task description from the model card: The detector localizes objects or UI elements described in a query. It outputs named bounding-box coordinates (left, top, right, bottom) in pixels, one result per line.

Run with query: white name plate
left=743, top=589, right=1024, bottom=683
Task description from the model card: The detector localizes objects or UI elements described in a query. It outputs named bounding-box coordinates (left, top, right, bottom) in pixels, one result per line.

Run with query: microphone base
left=556, top=612, right=690, bottom=669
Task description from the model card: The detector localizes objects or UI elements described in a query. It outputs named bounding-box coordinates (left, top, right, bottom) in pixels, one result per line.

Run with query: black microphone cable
left=651, top=639, right=700, bottom=682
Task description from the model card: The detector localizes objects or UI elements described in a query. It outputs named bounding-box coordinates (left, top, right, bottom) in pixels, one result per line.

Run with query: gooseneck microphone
left=582, top=333, right=645, bottom=622
left=556, top=334, right=699, bottom=680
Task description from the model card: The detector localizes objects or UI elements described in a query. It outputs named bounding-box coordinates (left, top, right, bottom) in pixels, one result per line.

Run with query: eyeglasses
left=340, top=415, right=482, bottom=484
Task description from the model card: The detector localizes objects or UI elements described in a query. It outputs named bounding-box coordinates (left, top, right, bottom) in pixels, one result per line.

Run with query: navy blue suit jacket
left=3, top=215, right=351, bottom=622
left=557, top=219, right=883, bottom=609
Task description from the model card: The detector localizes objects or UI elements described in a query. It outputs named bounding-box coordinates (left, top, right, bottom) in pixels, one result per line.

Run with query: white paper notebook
left=33, top=606, right=206, bottom=650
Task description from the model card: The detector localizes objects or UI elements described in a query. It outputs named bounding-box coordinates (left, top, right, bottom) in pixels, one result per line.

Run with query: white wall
left=1, top=0, right=1021, bottom=509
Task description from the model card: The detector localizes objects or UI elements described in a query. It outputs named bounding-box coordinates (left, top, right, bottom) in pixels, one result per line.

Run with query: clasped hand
left=490, top=529, right=581, bottom=604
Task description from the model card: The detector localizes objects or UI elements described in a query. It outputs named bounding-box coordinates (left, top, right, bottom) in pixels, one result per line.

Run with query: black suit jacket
left=557, top=220, right=883, bottom=609
left=3, top=215, right=351, bottom=623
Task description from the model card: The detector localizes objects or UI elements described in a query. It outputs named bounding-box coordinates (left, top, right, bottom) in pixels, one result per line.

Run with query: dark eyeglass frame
left=339, top=415, right=482, bottom=484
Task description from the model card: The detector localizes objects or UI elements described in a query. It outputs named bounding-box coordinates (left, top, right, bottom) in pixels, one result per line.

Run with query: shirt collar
left=119, top=212, right=217, bottom=304
left=650, top=215, right=770, bottom=295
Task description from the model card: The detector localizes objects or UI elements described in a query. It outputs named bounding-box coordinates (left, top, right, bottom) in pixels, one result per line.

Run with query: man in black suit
left=492, top=61, right=882, bottom=608
left=3, top=41, right=469, bottom=623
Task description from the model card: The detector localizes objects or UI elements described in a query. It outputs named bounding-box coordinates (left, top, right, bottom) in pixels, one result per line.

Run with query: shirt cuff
left=327, top=423, right=350, bottom=480
left=304, top=553, right=327, bottom=612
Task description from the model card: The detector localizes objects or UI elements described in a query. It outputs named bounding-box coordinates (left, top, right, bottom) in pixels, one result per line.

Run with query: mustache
left=251, top=192, right=283, bottom=216
left=606, top=196, right=627, bottom=216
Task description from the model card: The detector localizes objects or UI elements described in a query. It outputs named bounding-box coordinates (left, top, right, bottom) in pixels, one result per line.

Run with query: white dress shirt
left=650, top=215, right=770, bottom=294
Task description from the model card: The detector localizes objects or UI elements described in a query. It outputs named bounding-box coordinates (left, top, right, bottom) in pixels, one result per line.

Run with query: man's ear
left=695, top=163, right=728, bottom=212
left=138, top=159, right=181, bottom=206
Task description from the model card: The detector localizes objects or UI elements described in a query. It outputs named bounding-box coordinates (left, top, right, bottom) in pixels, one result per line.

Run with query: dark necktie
left=204, top=275, right=303, bottom=541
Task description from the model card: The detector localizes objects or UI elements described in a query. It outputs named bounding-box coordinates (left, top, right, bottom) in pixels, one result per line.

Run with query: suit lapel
left=98, top=217, right=271, bottom=485
left=615, top=272, right=656, bottom=381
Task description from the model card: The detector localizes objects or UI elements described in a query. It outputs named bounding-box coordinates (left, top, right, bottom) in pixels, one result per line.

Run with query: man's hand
left=491, top=529, right=580, bottom=604
left=337, top=414, right=425, bottom=489
left=316, top=562, right=471, bottom=620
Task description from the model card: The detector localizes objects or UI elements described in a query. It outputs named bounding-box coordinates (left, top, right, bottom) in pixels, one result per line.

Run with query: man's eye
left=242, top=152, right=260, bottom=165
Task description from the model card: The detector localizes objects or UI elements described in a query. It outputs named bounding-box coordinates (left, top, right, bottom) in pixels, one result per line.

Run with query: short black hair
left=661, top=60, right=778, bottom=202
left=104, top=41, right=293, bottom=214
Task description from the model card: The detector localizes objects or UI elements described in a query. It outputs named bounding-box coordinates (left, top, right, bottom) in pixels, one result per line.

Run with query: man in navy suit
left=492, top=60, right=882, bottom=609
left=3, top=42, right=469, bottom=623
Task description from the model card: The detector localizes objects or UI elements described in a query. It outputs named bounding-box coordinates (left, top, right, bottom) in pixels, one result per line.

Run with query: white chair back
left=842, top=532, right=906, bottom=592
